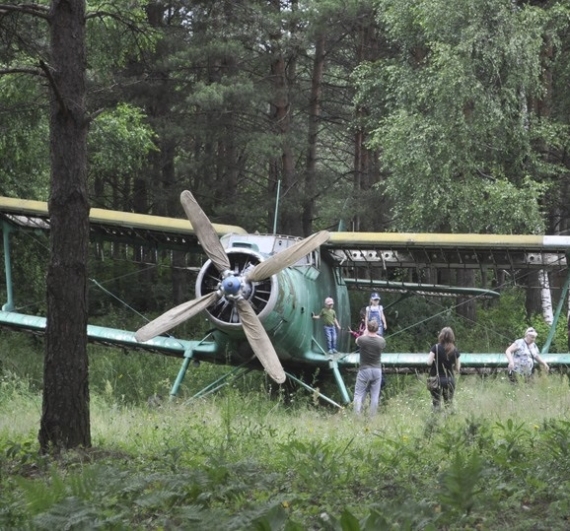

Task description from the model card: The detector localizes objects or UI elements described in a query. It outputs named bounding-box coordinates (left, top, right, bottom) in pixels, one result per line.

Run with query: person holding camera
left=353, top=320, right=386, bottom=416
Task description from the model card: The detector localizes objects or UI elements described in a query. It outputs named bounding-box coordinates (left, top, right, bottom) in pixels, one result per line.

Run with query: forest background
left=2, top=0, right=570, bottom=527
left=2, top=0, right=570, bottom=317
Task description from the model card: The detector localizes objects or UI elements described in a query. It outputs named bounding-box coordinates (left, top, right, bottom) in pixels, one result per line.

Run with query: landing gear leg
left=329, top=359, right=351, bottom=405
left=170, top=349, right=193, bottom=398
left=284, top=370, right=346, bottom=409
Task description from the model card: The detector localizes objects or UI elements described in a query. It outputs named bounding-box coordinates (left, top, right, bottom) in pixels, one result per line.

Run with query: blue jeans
left=324, top=325, right=337, bottom=352
left=353, top=367, right=383, bottom=415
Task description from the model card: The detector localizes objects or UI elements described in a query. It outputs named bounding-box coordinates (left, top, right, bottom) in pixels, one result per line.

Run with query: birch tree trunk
left=539, top=269, right=554, bottom=325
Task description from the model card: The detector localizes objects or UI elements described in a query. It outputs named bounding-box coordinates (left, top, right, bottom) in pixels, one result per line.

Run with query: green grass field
left=2, top=330, right=570, bottom=531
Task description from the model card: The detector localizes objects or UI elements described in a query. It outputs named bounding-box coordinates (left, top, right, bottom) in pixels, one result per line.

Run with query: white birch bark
left=567, top=294, right=570, bottom=352
left=539, top=269, right=553, bottom=325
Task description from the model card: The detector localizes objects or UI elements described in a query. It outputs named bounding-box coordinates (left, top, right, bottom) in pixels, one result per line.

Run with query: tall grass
left=3, top=311, right=570, bottom=529
left=3, top=370, right=570, bottom=529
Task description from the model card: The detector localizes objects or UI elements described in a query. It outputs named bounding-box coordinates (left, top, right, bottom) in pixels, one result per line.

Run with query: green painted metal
left=0, top=310, right=195, bottom=356
left=242, top=263, right=352, bottom=359
left=329, top=359, right=351, bottom=404
left=2, top=310, right=570, bottom=373
left=284, top=371, right=344, bottom=408
left=345, top=278, right=500, bottom=298
left=379, top=353, right=570, bottom=368
left=3, top=195, right=570, bottom=406
left=187, top=364, right=252, bottom=401
left=2, top=222, right=14, bottom=311
left=170, top=355, right=193, bottom=397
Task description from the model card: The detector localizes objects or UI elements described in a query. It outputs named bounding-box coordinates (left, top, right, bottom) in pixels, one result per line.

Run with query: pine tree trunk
left=525, top=270, right=542, bottom=319
left=456, top=269, right=476, bottom=323
left=268, top=0, right=300, bottom=236
left=39, top=0, right=91, bottom=452
left=302, top=32, right=325, bottom=236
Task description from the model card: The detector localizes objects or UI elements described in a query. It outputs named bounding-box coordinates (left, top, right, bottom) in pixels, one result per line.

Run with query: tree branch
left=0, top=66, right=44, bottom=77
left=39, top=60, right=68, bottom=117
left=86, top=10, right=144, bottom=33
left=0, top=3, right=50, bottom=19
left=85, top=107, right=106, bottom=125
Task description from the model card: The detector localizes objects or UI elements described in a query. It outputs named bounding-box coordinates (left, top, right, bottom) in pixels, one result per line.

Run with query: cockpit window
left=221, top=233, right=319, bottom=267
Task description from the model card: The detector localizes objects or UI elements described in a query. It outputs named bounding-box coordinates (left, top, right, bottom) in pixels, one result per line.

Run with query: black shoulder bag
left=427, top=345, right=440, bottom=391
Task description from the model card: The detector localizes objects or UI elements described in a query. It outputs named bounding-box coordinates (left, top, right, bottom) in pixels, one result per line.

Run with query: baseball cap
left=370, top=292, right=380, bottom=300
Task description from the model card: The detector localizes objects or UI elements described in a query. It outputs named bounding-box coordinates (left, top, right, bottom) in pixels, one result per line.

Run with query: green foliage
left=0, top=76, right=50, bottom=199
left=0, top=333, right=44, bottom=391
left=461, top=287, right=527, bottom=351
left=86, top=0, right=157, bottom=77
left=1, top=233, right=50, bottom=314
left=540, top=419, right=570, bottom=472
left=88, top=344, right=181, bottom=406
left=3, top=374, right=570, bottom=528
left=88, top=103, right=157, bottom=185
left=4, top=439, right=46, bottom=469
left=0, top=0, right=156, bottom=204
left=355, top=0, right=563, bottom=233
left=492, top=418, right=532, bottom=471
left=436, top=450, right=485, bottom=524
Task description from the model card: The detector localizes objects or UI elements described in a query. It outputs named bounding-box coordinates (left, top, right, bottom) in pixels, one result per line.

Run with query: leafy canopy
left=355, top=0, right=561, bottom=233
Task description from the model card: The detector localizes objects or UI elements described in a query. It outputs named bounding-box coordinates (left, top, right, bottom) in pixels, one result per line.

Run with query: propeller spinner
left=135, top=190, right=330, bottom=384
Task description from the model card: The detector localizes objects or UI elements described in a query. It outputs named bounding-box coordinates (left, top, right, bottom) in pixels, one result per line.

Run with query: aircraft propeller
left=135, top=190, right=330, bottom=384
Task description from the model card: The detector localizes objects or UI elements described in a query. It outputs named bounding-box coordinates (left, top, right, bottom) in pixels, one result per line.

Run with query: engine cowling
left=195, top=248, right=278, bottom=332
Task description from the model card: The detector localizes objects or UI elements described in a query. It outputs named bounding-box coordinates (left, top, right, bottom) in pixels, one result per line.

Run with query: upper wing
left=324, top=232, right=570, bottom=270
left=0, top=196, right=246, bottom=251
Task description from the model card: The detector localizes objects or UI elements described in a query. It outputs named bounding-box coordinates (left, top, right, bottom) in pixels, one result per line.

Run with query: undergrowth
left=2, top=372, right=570, bottom=529
left=2, top=286, right=570, bottom=529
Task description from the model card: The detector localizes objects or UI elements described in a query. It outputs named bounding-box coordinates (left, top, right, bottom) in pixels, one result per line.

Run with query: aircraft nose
left=222, top=276, right=241, bottom=295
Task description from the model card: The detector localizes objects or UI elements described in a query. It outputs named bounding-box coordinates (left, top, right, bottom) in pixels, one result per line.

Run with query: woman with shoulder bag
left=426, top=327, right=461, bottom=410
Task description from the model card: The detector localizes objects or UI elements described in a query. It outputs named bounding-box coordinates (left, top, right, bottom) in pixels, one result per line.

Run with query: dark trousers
left=430, top=377, right=455, bottom=408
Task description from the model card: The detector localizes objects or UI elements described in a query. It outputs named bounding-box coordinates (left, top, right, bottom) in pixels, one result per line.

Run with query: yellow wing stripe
left=0, top=196, right=246, bottom=236
left=327, top=232, right=570, bottom=249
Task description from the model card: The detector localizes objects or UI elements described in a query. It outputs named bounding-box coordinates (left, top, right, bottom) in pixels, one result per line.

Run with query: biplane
left=1, top=192, right=570, bottom=407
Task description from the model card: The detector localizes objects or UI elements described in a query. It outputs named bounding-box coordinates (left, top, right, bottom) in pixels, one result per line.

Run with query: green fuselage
left=199, top=234, right=351, bottom=371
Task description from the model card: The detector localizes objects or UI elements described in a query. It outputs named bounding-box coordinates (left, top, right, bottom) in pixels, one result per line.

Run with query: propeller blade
left=236, top=298, right=286, bottom=384
left=135, top=291, right=219, bottom=342
left=180, top=190, right=231, bottom=273
left=246, top=230, right=330, bottom=282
